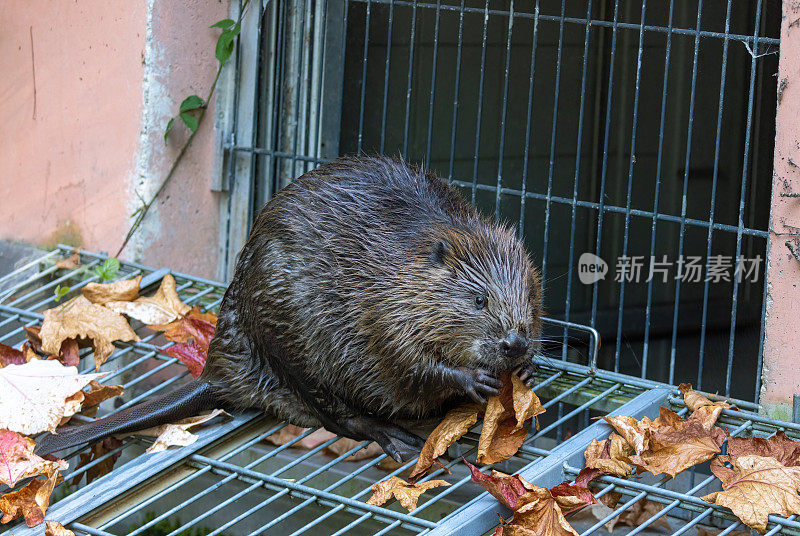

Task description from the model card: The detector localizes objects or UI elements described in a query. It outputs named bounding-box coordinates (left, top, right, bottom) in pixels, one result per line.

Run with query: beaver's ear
left=431, top=240, right=450, bottom=264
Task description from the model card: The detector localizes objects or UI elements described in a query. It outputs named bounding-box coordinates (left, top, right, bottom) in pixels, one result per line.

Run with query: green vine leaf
left=210, top=19, right=236, bottom=30
left=53, top=284, right=71, bottom=303
left=94, top=258, right=120, bottom=282
left=180, top=95, right=205, bottom=112
left=164, top=117, right=175, bottom=144
left=214, top=22, right=240, bottom=64
left=180, top=112, right=199, bottom=133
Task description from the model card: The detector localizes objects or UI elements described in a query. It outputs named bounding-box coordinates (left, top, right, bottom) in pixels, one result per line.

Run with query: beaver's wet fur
left=202, top=155, right=543, bottom=460
left=36, top=155, right=542, bottom=462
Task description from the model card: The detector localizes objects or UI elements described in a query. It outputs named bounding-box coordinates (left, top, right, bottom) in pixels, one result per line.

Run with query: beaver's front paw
left=454, top=367, right=502, bottom=405
left=514, top=359, right=538, bottom=387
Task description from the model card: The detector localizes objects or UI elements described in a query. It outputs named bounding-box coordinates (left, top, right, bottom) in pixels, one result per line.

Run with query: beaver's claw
left=514, top=359, right=538, bottom=387
left=454, top=367, right=502, bottom=405
left=341, top=416, right=425, bottom=463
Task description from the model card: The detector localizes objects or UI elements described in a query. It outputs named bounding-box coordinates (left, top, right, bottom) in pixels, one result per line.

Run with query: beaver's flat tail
left=35, top=380, right=219, bottom=456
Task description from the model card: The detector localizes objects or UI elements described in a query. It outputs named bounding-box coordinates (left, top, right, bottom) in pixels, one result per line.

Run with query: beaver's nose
left=501, top=332, right=529, bottom=358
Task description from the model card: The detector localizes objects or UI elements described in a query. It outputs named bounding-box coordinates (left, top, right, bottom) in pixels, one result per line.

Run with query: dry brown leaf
left=465, top=460, right=535, bottom=509
left=71, top=437, right=123, bottom=485
left=366, top=476, right=450, bottom=511
left=584, top=433, right=634, bottom=477
left=324, top=438, right=384, bottom=462
left=55, top=253, right=81, bottom=270
left=81, top=276, right=141, bottom=305
left=148, top=306, right=218, bottom=342
left=679, top=383, right=732, bottom=412
left=497, top=487, right=580, bottom=536
left=410, top=403, right=481, bottom=480
left=477, top=371, right=542, bottom=464
left=51, top=338, right=80, bottom=367
left=265, top=424, right=338, bottom=449
left=510, top=374, right=545, bottom=432
left=79, top=380, right=123, bottom=418
left=40, top=295, right=139, bottom=369
left=727, top=431, right=800, bottom=466
left=703, top=455, right=800, bottom=533
left=628, top=407, right=725, bottom=478
left=618, top=499, right=671, bottom=531
left=0, top=360, right=106, bottom=435
left=45, top=520, right=76, bottom=536
left=0, top=430, right=67, bottom=487
left=549, top=468, right=601, bottom=515
left=136, top=409, right=229, bottom=453
left=0, top=343, right=27, bottom=367
left=602, top=415, right=653, bottom=454
left=0, top=467, right=61, bottom=527
left=105, top=274, right=190, bottom=325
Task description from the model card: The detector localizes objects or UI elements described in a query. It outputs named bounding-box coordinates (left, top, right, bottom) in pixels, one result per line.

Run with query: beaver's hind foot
left=340, top=416, right=425, bottom=463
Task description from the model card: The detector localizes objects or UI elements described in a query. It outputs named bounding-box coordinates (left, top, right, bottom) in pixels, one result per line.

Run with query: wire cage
left=2, top=247, right=800, bottom=536
left=218, top=0, right=780, bottom=403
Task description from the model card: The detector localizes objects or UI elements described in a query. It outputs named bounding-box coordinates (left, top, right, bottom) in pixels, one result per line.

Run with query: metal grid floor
left=1, top=246, right=798, bottom=536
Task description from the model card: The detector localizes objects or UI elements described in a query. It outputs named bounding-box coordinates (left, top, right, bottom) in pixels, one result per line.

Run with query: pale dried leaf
left=81, top=276, right=141, bottom=304
left=366, top=476, right=450, bottom=511
left=55, top=253, right=81, bottom=270
left=0, top=360, right=105, bottom=434
left=40, top=295, right=139, bottom=369
left=138, top=409, right=229, bottom=453
left=0, top=467, right=61, bottom=527
left=105, top=274, right=190, bottom=325
left=510, top=374, right=546, bottom=432
left=0, top=430, right=67, bottom=487
left=703, top=455, right=800, bottom=533
left=45, top=520, right=76, bottom=536
left=602, top=415, right=653, bottom=455
left=584, top=434, right=634, bottom=477
left=618, top=499, right=671, bottom=531
left=410, top=403, right=481, bottom=480
left=679, top=383, right=732, bottom=412
left=505, top=487, right=580, bottom=536
left=477, top=371, right=535, bottom=464
left=566, top=503, right=619, bottom=533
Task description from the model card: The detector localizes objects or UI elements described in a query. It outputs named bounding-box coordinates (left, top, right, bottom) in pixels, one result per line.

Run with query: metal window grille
left=2, top=247, right=800, bottom=536
left=217, top=0, right=780, bottom=403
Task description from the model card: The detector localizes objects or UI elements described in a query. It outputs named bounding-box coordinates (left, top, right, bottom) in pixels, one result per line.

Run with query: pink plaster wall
left=0, top=2, right=146, bottom=251
left=761, top=1, right=800, bottom=419
left=0, top=1, right=227, bottom=280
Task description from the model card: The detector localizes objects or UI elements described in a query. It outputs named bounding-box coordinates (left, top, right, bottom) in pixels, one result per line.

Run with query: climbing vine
left=116, top=5, right=248, bottom=257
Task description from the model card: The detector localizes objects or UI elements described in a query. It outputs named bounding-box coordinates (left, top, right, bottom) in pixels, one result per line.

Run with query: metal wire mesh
left=3, top=247, right=800, bottom=536
left=220, top=0, right=780, bottom=402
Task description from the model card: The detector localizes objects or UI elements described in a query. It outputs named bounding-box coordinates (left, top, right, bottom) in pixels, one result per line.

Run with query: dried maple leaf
left=71, top=437, right=123, bottom=485
left=493, top=486, right=580, bottom=536
left=135, top=409, right=229, bottom=453
left=81, top=276, right=141, bottom=305
left=0, top=430, right=67, bottom=487
left=549, top=468, right=601, bottom=514
left=148, top=306, right=218, bottom=344
left=40, top=295, right=139, bottom=369
left=477, top=371, right=544, bottom=464
left=727, top=431, right=800, bottom=467
left=366, top=476, right=450, bottom=511
left=618, top=499, right=671, bottom=531
left=410, top=403, right=482, bottom=480
left=0, top=343, right=27, bottom=367
left=703, top=455, right=800, bottom=533
left=53, top=338, right=80, bottom=367
left=105, top=274, right=190, bottom=325
left=584, top=433, right=634, bottom=477
left=602, top=414, right=653, bottom=454
left=79, top=380, right=123, bottom=418
left=0, top=360, right=106, bottom=435
left=163, top=340, right=207, bottom=378
left=465, top=459, right=534, bottom=509
left=0, top=467, right=61, bottom=527
left=679, top=383, right=732, bottom=412
left=628, top=407, right=725, bottom=478
left=55, top=253, right=81, bottom=270
left=45, top=520, right=76, bottom=536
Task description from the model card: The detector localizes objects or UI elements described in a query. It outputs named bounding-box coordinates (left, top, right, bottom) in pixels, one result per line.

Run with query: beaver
left=37, top=155, right=543, bottom=462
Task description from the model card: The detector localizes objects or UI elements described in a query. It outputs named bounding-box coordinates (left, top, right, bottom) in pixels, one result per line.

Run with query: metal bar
left=469, top=0, right=490, bottom=206
left=346, top=0, right=779, bottom=46
left=401, top=0, right=418, bottom=158
left=12, top=412, right=261, bottom=536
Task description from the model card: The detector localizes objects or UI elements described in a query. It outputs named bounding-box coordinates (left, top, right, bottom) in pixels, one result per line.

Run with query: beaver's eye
left=474, top=295, right=487, bottom=310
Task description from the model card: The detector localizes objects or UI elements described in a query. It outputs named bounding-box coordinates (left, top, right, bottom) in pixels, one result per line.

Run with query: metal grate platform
left=1, top=246, right=798, bottom=536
